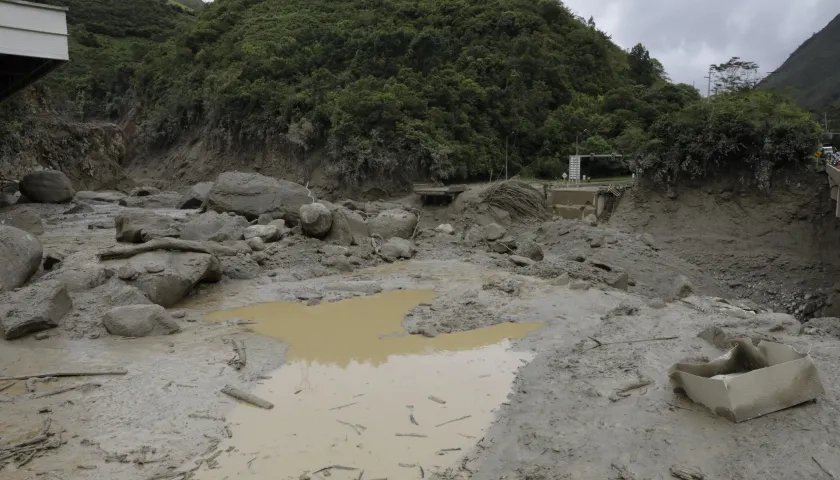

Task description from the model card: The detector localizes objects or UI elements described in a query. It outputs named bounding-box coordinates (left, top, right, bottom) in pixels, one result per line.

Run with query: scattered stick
left=420, top=465, right=425, bottom=478
left=220, top=385, right=274, bottom=409
left=435, top=415, right=471, bottom=428
left=229, top=340, right=247, bottom=370
left=97, top=238, right=239, bottom=260
left=395, top=433, right=427, bottom=438
left=337, top=420, right=362, bottom=435
left=611, top=463, right=638, bottom=480
left=428, top=395, right=446, bottom=404
left=188, top=413, right=226, bottom=422
left=813, top=456, right=838, bottom=480
left=330, top=402, right=359, bottom=411
left=410, top=414, right=419, bottom=426
left=437, top=448, right=461, bottom=453
left=0, top=381, right=17, bottom=393
left=0, top=370, right=127, bottom=382
left=313, top=465, right=357, bottom=475
left=33, top=382, right=101, bottom=399
left=670, top=464, right=706, bottom=480
left=583, top=336, right=678, bottom=353
left=357, top=470, right=364, bottom=480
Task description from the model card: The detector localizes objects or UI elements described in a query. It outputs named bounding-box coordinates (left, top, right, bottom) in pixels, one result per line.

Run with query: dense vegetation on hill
left=762, top=13, right=840, bottom=112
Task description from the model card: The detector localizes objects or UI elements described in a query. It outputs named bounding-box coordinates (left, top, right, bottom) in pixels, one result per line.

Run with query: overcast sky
left=562, top=0, right=840, bottom=90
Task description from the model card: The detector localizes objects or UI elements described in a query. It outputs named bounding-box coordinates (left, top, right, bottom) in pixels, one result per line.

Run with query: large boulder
left=180, top=211, right=248, bottom=242
left=380, top=237, right=416, bottom=262
left=119, top=192, right=181, bottom=209
left=19, top=170, right=75, bottom=204
left=204, top=172, right=311, bottom=221
left=0, top=226, right=43, bottom=292
left=243, top=224, right=282, bottom=242
left=112, top=251, right=222, bottom=307
left=0, top=206, right=44, bottom=235
left=177, top=182, right=214, bottom=209
left=300, top=203, right=333, bottom=238
left=325, top=207, right=369, bottom=246
left=115, top=209, right=179, bottom=243
left=368, top=209, right=417, bottom=240
left=99, top=280, right=152, bottom=307
left=102, top=304, right=180, bottom=337
left=0, top=281, right=72, bottom=340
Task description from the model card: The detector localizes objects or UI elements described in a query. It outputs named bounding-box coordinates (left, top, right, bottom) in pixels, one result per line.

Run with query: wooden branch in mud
left=395, top=433, right=427, bottom=438
left=435, top=415, right=471, bottom=427
left=313, top=465, right=358, bottom=475
left=329, top=401, right=359, bottom=411
left=813, top=456, right=838, bottom=480
left=220, top=385, right=274, bottom=409
left=0, top=370, right=127, bottom=382
left=611, top=463, right=638, bottom=480
left=0, top=380, right=17, bottom=393
left=97, top=238, right=239, bottom=260
left=583, top=336, right=678, bottom=353
left=33, top=382, right=101, bottom=399
left=229, top=340, right=247, bottom=370
left=428, top=395, right=446, bottom=404
left=337, top=420, right=364, bottom=435
left=410, top=414, right=419, bottom=425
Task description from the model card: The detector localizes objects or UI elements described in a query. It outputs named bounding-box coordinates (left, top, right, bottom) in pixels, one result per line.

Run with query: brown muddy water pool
left=201, top=290, right=543, bottom=479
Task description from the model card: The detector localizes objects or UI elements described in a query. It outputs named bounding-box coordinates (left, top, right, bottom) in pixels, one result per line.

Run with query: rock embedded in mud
left=0, top=225, right=43, bottom=292
left=43, top=262, right=114, bottom=292
left=129, top=186, right=160, bottom=197
left=220, top=255, right=262, bottom=279
left=244, top=224, right=282, bottom=242
left=205, top=171, right=311, bottom=222
left=325, top=207, right=369, bottom=246
left=509, top=255, right=535, bottom=267
left=517, top=239, right=544, bottom=261
left=584, top=213, right=598, bottom=226
left=299, top=203, right=333, bottom=238
left=115, top=209, right=179, bottom=243
left=649, top=298, right=667, bottom=309
left=246, top=237, right=266, bottom=251
left=0, top=280, right=72, bottom=340
left=114, top=251, right=222, bottom=307
left=319, top=244, right=349, bottom=256
left=551, top=272, right=571, bottom=286
left=101, top=281, right=152, bottom=307
left=19, top=170, right=75, bottom=204
left=485, top=223, right=507, bottom=241
left=380, top=237, right=416, bottom=262
left=177, top=181, right=214, bottom=209
left=589, top=237, right=604, bottom=248
left=569, top=280, right=589, bottom=290
left=180, top=211, right=249, bottom=242
left=119, top=192, right=181, bottom=209
left=102, top=304, right=181, bottom=337
left=672, top=275, right=694, bottom=299
left=368, top=208, right=417, bottom=240
left=607, top=271, right=630, bottom=291
left=640, top=233, right=657, bottom=250
left=64, top=202, right=95, bottom=214
left=0, top=205, right=45, bottom=235
left=436, top=223, right=455, bottom=235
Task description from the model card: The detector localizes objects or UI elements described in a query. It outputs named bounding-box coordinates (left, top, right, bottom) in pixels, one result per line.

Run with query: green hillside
left=762, top=13, right=840, bottom=111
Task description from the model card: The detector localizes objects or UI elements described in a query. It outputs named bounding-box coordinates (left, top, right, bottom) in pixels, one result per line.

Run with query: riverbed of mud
left=3, top=179, right=840, bottom=480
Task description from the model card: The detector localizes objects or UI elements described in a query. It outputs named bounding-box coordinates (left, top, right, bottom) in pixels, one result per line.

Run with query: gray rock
left=42, top=262, right=114, bottom=293
left=590, top=237, right=603, bottom=248
left=115, top=209, right=179, bottom=243
left=246, top=237, right=266, bottom=251
left=465, top=226, right=487, bottom=243
left=584, top=214, right=598, bottom=226
left=436, top=224, right=455, bottom=235
left=19, top=170, right=75, bottom=204
left=119, top=192, right=181, bottom=209
left=257, top=213, right=275, bottom=225
left=551, top=273, right=571, bottom=286
left=180, top=211, right=248, bottom=242
left=607, top=272, right=630, bottom=291
left=114, top=251, right=222, bottom=307
left=177, top=182, right=214, bottom=209
left=300, top=203, right=333, bottom=238
left=569, top=280, right=590, bottom=291
left=325, top=207, right=369, bottom=246
left=509, top=255, right=535, bottom=267
left=0, top=226, right=43, bottom=292
left=649, top=298, right=667, bottom=309
left=102, top=304, right=180, bottom=337
left=321, top=255, right=354, bottom=271
left=221, top=255, right=262, bottom=279
left=517, top=239, right=544, bottom=261
left=0, top=281, right=72, bottom=339
left=129, top=186, right=161, bottom=197
left=566, top=253, right=586, bottom=262
left=368, top=209, right=417, bottom=240
left=640, top=233, right=657, bottom=249
left=319, top=244, right=350, bottom=256
left=0, top=206, right=44, bottom=234
left=117, top=264, right=138, bottom=280
left=100, top=281, right=152, bottom=307
left=380, top=237, right=416, bottom=261
left=75, top=190, right=126, bottom=203
left=484, top=223, right=507, bottom=241
left=64, top=203, right=95, bottom=214
left=672, top=275, right=694, bottom=299
left=243, top=224, right=281, bottom=242
left=205, top=171, right=311, bottom=221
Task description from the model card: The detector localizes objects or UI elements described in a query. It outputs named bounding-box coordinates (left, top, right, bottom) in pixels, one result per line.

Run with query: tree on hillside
left=629, top=43, right=662, bottom=87
left=710, top=57, right=761, bottom=95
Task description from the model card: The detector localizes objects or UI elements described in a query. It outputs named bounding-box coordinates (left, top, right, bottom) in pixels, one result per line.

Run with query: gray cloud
left=562, top=0, right=840, bottom=89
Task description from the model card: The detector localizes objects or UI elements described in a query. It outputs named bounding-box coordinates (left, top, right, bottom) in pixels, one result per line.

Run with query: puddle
left=201, top=290, right=543, bottom=479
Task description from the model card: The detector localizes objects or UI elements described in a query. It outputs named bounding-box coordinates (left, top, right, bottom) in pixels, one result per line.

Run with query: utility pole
left=705, top=67, right=713, bottom=101
left=504, top=135, right=508, bottom=180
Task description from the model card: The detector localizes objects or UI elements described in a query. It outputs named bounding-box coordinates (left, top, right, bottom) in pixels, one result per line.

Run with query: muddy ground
left=2, top=177, right=840, bottom=480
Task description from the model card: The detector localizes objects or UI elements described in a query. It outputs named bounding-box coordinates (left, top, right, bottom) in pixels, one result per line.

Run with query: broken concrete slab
left=0, top=280, right=72, bottom=340
left=669, top=340, right=825, bottom=422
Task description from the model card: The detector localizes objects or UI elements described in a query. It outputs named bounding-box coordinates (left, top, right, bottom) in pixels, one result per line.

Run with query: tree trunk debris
left=220, top=385, right=274, bottom=409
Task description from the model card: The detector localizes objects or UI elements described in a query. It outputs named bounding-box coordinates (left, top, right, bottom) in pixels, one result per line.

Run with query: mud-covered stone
left=113, top=251, right=222, bottom=307
left=243, top=224, right=281, bottom=242
left=368, top=209, right=417, bottom=240
left=221, top=255, right=261, bottom=279
left=300, top=203, right=333, bottom=238
left=325, top=207, right=368, bottom=246
left=115, top=209, right=179, bottom=243
left=0, top=225, right=43, bottom=292
left=119, top=192, right=181, bottom=209
left=0, top=206, right=44, bottom=235
left=19, top=170, right=75, bottom=204
left=205, top=171, right=311, bottom=221
left=129, top=186, right=160, bottom=197
left=672, top=275, right=694, bottom=299
left=517, top=239, right=544, bottom=261
left=380, top=237, right=416, bottom=261
left=177, top=182, right=214, bottom=209
left=180, top=211, right=248, bottom=242
left=0, top=280, right=72, bottom=339
left=485, top=223, right=507, bottom=241
left=102, top=304, right=180, bottom=337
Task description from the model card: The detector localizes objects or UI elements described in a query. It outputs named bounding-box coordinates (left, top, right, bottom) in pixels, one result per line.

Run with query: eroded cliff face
left=0, top=116, right=133, bottom=191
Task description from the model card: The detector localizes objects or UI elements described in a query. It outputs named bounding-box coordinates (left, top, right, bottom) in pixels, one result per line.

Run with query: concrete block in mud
left=0, top=280, right=72, bottom=340
left=368, top=208, right=417, bottom=240
left=19, top=170, right=75, bottom=204
left=0, top=206, right=44, bottom=235
left=102, top=304, right=180, bottom=337
left=101, top=281, right=152, bottom=307
left=380, top=237, right=416, bottom=262
left=177, top=181, right=214, bottom=209
left=300, top=203, right=333, bottom=238
left=115, top=209, right=180, bottom=243
left=0, top=225, right=43, bottom=292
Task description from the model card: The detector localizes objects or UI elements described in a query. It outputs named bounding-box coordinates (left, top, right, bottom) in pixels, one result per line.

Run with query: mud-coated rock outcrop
left=0, top=225, right=43, bottom=291
left=102, top=304, right=180, bottom=337
left=0, top=206, right=44, bottom=235
left=204, top=172, right=311, bottom=222
left=180, top=211, right=248, bottom=242
left=19, top=170, right=75, bottom=203
left=112, top=251, right=222, bottom=307
left=368, top=208, right=417, bottom=240
left=325, top=207, right=369, bottom=246
left=115, top=209, right=179, bottom=243
left=178, top=182, right=214, bottom=209
left=0, top=280, right=72, bottom=339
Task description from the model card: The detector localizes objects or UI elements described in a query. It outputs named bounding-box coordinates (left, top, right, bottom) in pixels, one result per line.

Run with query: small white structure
left=0, top=0, right=68, bottom=102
